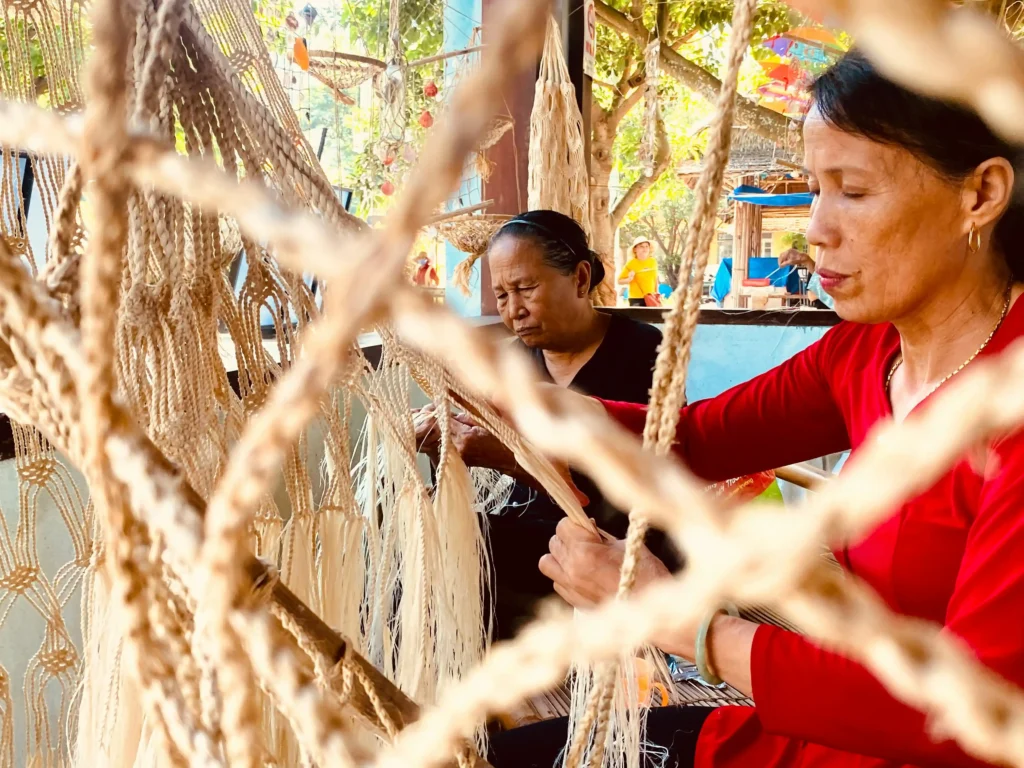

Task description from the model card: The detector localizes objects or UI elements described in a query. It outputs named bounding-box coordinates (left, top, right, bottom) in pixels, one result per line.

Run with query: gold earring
left=968, top=224, right=982, bottom=253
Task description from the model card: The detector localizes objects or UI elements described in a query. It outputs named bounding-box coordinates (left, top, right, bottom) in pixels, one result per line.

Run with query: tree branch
left=609, top=83, right=645, bottom=129
left=655, top=0, right=670, bottom=42
left=595, top=0, right=796, bottom=146
left=611, top=114, right=671, bottom=228
left=646, top=215, right=671, bottom=254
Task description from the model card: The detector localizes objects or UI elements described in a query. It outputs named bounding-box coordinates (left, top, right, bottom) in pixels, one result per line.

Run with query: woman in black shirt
left=416, top=210, right=669, bottom=639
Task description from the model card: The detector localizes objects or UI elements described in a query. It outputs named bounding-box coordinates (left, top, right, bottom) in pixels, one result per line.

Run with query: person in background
left=618, top=236, right=660, bottom=307
left=780, top=246, right=836, bottom=309
left=414, top=210, right=670, bottom=640
left=413, top=251, right=439, bottom=287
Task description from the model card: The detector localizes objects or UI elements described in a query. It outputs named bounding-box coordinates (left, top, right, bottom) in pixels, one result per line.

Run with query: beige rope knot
left=39, top=645, right=78, bottom=676
left=17, top=456, right=56, bottom=487
left=122, top=283, right=161, bottom=329
left=4, top=236, right=28, bottom=256
left=4, top=0, right=41, bottom=15
left=0, top=565, right=39, bottom=594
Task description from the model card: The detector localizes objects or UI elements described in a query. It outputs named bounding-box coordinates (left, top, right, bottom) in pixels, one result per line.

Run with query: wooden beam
left=776, top=462, right=831, bottom=491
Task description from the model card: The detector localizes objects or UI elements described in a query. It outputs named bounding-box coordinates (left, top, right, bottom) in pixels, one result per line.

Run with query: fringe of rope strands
left=565, top=1, right=759, bottom=766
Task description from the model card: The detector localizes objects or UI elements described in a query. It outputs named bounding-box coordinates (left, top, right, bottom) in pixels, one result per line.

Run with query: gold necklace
left=886, top=281, right=1014, bottom=397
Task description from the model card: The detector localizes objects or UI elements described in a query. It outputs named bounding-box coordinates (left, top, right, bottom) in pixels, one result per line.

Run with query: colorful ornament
left=293, top=38, right=310, bottom=71
left=383, top=155, right=395, bottom=167
left=423, top=81, right=438, bottom=98
left=381, top=180, right=395, bottom=196
left=418, top=110, right=434, bottom=129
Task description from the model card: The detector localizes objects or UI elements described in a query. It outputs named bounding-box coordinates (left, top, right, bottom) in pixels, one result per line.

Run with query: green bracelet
left=695, top=602, right=739, bottom=687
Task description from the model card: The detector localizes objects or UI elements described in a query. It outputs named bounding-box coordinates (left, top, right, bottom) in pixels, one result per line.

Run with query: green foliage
left=596, top=0, right=800, bottom=278
left=781, top=232, right=808, bottom=252
left=249, top=0, right=448, bottom=215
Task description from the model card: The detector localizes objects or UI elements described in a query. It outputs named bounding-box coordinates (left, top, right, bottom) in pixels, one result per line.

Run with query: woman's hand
left=449, top=412, right=518, bottom=474
left=415, top=395, right=593, bottom=507
left=539, top=518, right=670, bottom=609
left=413, top=404, right=441, bottom=461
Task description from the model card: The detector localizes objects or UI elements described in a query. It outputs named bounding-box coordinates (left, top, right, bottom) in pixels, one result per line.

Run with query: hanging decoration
left=375, top=0, right=409, bottom=160
left=640, top=37, right=661, bottom=177
left=756, top=26, right=846, bottom=117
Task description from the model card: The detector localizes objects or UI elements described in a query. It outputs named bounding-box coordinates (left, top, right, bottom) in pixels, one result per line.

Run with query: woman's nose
left=508, top=295, right=529, bottom=319
left=805, top=196, right=837, bottom=251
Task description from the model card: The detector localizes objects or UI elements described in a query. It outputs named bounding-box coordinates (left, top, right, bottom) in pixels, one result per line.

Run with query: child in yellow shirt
left=618, top=236, right=659, bottom=306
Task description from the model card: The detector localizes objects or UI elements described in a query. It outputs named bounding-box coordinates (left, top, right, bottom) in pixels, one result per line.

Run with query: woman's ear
left=964, top=157, right=1015, bottom=232
left=575, top=262, right=591, bottom=297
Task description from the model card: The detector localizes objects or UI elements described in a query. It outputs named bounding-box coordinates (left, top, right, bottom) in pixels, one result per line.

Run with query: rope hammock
left=2, top=1, right=1024, bottom=768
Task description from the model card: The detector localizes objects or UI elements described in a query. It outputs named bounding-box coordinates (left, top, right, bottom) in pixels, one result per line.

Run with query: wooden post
left=479, top=0, right=535, bottom=316
left=728, top=175, right=762, bottom=309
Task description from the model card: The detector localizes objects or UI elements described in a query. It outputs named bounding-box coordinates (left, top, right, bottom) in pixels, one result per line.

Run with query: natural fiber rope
left=4, top=3, right=1024, bottom=768
left=567, top=1, right=759, bottom=763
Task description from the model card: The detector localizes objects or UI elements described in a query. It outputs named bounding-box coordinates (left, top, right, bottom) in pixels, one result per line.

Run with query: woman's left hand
left=539, top=517, right=670, bottom=609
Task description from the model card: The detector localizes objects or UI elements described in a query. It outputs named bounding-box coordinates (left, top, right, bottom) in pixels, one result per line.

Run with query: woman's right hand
left=413, top=404, right=441, bottom=462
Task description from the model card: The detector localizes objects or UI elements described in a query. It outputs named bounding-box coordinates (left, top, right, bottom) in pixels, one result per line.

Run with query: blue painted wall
left=442, top=0, right=484, bottom=316
left=663, top=324, right=831, bottom=402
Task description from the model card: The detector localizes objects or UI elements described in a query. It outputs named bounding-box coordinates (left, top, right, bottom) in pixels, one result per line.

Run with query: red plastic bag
left=643, top=293, right=662, bottom=307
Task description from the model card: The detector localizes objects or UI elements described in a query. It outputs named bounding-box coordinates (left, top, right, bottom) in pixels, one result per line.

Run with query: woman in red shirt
left=491, top=52, right=1024, bottom=768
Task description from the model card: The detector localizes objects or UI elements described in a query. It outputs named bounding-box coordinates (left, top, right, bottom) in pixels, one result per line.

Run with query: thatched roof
left=678, top=125, right=800, bottom=178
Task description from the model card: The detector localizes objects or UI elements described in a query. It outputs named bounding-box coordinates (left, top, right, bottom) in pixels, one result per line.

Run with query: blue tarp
left=728, top=184, right=814, bottom=208
left=711, top=257, right=800, bottom=303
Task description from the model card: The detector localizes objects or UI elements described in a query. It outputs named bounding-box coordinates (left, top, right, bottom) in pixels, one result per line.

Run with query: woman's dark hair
left=812, top=50, right=1024, bottom=280
left=491, top=209, right=607, bottom=290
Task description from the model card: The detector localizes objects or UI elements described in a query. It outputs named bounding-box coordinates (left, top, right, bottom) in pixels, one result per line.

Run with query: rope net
left=1, top=1, right=1024, bottom=768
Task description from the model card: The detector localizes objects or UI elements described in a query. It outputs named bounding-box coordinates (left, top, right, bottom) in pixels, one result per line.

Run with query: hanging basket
left=478, top=116, right=514, bottom=150
left=308, top=51, right=385, bottom=92
left=435, top=213, right=510, bottom=254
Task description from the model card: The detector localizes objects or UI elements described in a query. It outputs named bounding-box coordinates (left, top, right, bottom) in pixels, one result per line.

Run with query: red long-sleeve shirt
left=601, top=298, right=1024, bottom=768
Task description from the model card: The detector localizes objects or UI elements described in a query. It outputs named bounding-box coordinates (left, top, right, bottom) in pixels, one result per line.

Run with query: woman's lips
left=816, top=269, right=850, bottom=292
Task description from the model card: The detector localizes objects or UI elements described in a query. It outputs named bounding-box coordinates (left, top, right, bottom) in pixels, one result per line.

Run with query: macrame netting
left=562, top=2, right=759, bottom=766
left=0, top=0, right=559, bottom=765
left=4, top=1, right=1024, bottom=768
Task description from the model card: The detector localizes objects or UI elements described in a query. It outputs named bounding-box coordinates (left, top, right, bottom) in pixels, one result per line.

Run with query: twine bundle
left=527, top=18, right=602, bottom=300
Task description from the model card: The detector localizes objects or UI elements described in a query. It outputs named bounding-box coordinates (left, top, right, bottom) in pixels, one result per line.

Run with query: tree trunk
left=589, top=110, right=618, bottom=306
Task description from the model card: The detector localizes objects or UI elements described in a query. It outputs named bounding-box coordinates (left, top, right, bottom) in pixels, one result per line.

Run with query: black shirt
left=507, top=313, right=663, bottom=532
left=487, top=313, right=669, bottom=639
